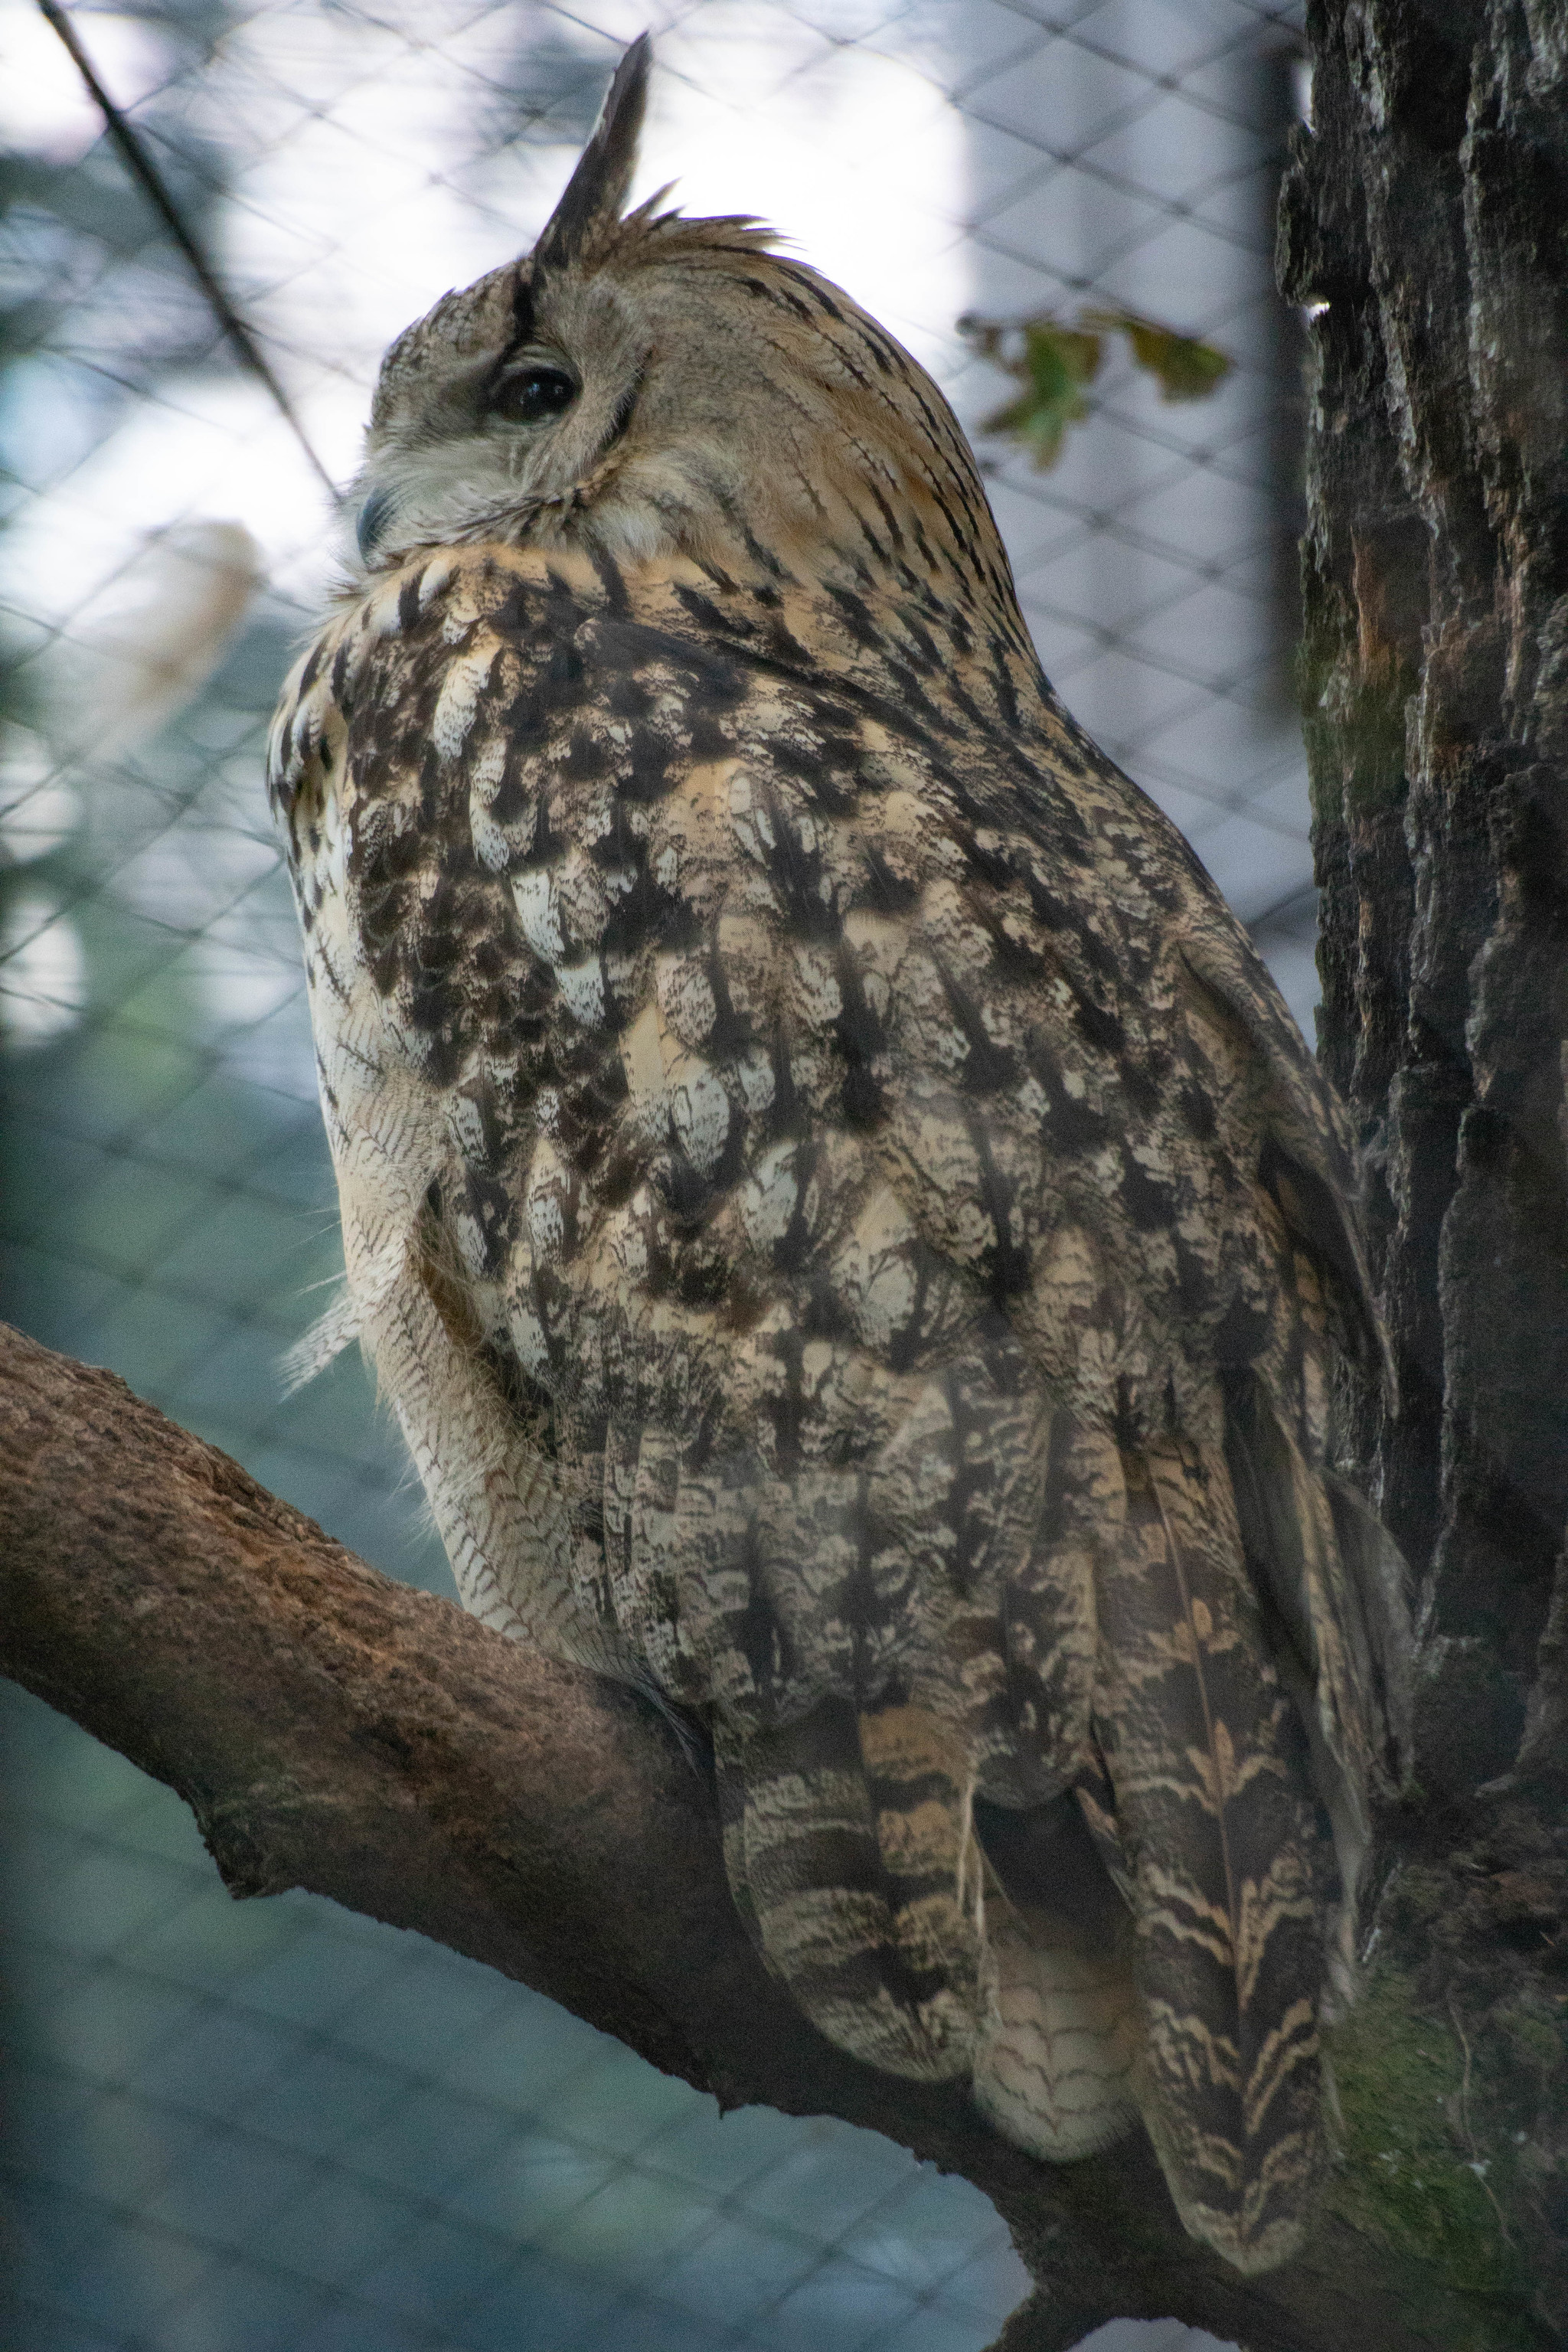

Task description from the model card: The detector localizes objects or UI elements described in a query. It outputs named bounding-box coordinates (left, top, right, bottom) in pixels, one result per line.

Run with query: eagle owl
left=270, top=38, right=1410, bottom=2275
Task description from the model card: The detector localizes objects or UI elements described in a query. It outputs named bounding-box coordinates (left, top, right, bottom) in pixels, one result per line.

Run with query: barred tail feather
left=1224, top=1373, right=1413, bottom=2013
left=1223, top=1368, right=1410, bottom=1814
left=1094, top=1430, right=1327, bottom=2274
left=972, top=1892, right=1141, bottom=2159
left=716, top=1698, right=987, bottom=2082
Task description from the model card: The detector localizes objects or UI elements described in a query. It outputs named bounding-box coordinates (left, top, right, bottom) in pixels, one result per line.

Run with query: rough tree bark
left=0, top=1321, right=1557, bottom=2352
left=1278, top=0, right=1568, bottom=2338
left=5, top=6, right=1568, bottom=2347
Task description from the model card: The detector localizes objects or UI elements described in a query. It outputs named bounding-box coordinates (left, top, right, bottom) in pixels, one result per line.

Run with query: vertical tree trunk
left=1282, top=0, right=1568, bottom=2334
left=1289, top=0, right=1568, bottom=1767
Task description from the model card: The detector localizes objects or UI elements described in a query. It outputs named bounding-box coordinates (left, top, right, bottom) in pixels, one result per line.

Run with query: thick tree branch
left=1, top=1320, right=1555, bottom=2350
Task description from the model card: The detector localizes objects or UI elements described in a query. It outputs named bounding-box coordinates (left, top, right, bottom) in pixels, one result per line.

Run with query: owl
left=270, top=37, right=1410, bottom=2275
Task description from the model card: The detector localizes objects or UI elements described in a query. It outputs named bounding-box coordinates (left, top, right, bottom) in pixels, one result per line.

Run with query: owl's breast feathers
left=270, top=542, right=1409, bottom=2272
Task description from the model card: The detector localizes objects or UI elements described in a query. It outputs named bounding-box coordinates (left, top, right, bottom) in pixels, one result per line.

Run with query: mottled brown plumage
left=270, top=37, right=1410, bottom=2272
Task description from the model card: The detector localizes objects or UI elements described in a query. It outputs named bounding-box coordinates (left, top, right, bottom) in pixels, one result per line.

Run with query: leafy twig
left=959, top=306, right=1232, bottom=470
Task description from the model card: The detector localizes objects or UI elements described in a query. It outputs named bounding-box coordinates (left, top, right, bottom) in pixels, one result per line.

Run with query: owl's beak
left=356, top=486, right=396, bottom=563
left=532, top=31, right=652, bottom=274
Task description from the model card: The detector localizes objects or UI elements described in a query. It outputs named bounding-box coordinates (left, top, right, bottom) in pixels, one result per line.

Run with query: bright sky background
left=2, top=1, right=969, bottom=625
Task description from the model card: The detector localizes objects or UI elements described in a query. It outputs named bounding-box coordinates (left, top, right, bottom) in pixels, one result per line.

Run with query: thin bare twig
left=1449, top=1989, right=1516, bottom=2247
left=36, top=0, right=339, bottom=501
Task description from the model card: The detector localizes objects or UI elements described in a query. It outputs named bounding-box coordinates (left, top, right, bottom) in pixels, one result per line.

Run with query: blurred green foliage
left=959, top=306, right=1232, bottom=470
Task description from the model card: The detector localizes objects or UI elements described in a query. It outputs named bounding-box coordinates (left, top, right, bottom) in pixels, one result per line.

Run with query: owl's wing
left=270, top=545, right=1409, bottom=2271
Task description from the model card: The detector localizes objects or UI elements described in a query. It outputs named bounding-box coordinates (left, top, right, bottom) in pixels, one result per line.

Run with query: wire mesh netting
left=3, top=3, right=1308, bottom=2345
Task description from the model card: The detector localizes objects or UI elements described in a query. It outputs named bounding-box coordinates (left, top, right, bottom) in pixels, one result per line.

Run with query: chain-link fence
left=2, top=4, right=1307, bottom=2344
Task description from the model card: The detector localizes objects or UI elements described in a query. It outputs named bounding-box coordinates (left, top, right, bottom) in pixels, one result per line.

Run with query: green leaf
left=962, top=305, right=1228, bottom=470
left=969, top=317, right=1102, bottom=469
left=1086, top=307, right=1232, bottom=401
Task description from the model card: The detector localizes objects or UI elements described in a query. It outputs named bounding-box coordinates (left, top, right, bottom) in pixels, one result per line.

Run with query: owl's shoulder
left=269, top=544, right=1372, bottom=1400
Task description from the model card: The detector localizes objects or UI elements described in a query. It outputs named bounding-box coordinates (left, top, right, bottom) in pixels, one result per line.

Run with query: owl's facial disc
left=347, top=38, right=654, bottom=574
left=346, top=26, right=985, bottom=594
left=347, top=258, right=663, bottom=573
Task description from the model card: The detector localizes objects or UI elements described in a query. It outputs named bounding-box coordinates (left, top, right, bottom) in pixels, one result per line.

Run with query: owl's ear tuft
left=534, top=33, right=652, bottom=274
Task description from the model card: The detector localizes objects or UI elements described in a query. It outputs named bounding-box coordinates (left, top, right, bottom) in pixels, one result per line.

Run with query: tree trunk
left=1277, top=0, right=1568, bottom=2335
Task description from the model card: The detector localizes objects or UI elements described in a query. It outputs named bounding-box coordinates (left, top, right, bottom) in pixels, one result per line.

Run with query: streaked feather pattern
left=270, top=36, right=1410, bottom=2274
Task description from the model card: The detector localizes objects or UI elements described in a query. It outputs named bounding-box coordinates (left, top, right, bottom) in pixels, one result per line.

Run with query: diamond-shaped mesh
left=3, top=6, right=1301, bottom=2346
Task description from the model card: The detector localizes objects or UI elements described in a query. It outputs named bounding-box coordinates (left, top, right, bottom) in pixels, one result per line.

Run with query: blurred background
left=2, top=3, right=1305, bottom=2346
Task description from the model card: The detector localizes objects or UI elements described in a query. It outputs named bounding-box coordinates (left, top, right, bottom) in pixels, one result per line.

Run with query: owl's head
left=351, top=36, right=1001, bottom=606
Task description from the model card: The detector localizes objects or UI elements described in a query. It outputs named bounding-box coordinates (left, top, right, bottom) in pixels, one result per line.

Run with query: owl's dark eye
left=489, top=366, right=579, bottom=425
